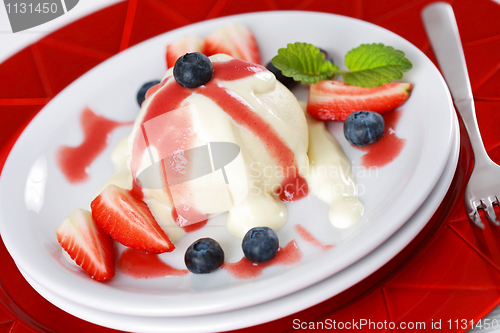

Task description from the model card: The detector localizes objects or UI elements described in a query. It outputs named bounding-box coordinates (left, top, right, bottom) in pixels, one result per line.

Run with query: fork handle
left=455, top=98, right=493, bottom=168
left=422, top=3, right=492, bottom=168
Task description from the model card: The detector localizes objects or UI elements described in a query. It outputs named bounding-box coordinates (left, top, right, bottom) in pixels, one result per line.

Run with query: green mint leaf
left=343, top=43, right=413, bottom=87
left=271, top=42, right=340, bottom=85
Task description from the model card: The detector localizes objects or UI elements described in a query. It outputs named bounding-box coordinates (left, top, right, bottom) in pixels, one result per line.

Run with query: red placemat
left=1, top=0, right=500, bottom=332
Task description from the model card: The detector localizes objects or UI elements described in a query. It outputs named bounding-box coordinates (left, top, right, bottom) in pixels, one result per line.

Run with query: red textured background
left=1, top=0, right=500, bottom=332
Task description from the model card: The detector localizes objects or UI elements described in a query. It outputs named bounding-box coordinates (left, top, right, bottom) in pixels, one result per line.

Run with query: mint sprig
left=272, top=42, right=340, bottom=85
left=343, top=43, right=413, bottom=87
left=271, top=42, right=412, bottom=87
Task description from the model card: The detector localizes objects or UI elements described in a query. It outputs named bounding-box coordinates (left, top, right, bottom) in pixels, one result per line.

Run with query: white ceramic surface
left=0, top=0, right=125, bottom=64
left=0, top=11, right=454, bottom=318
left=18, top=112, right=460, bottom=332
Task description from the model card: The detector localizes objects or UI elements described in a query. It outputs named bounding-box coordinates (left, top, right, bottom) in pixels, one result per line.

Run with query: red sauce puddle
left=223, top=240, right=302, bottom=279
left=118, top=248, right=188, bottom=279
left=57, top=107, right=132, bottom=183
left=294, top=224, right=334, bottom=250
left=357, top=110, right=406, bottom=168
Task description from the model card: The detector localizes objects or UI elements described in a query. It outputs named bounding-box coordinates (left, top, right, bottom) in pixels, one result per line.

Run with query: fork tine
left=470, top=209, right=485, bottom=229
left=467, top=198, right=485, bottom=229
left=483, top=196, right=500, bottom=226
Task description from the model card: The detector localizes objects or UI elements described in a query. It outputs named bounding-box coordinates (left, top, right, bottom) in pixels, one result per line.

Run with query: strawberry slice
left=166, top=34, right=203, bottom=69
left=55, top=208, right=115, bottom=281
left=202, top=23, right=261, bottom=64
left=307, top=80, right=413, bottom=121
left=91, top=184, right=175, bottom=254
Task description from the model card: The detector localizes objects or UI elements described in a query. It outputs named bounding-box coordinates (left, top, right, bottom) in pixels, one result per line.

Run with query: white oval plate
left=0, top=11, right=454, bottom=317
left=17, top=114, right=460, bottom=332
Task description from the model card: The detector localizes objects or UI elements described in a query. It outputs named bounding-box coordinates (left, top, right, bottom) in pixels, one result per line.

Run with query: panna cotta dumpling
left=128, top=54, right=310, bottom=238
left=99, top=54, right=362, bottom=240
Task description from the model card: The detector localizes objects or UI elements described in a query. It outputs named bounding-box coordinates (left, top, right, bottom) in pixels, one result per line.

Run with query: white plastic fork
left=422, top=2, right=500, bottom=228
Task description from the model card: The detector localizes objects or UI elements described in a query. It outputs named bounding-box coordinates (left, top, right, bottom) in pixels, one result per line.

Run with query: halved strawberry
left=55, top=208, right=115, bottom=281
left=202, top=23, right=261, bottom=64
left=166, top=34, right=204, bottom=69
left=307, top=80, right=413, bottom=121
left=91, top=184, right=174, bottom=254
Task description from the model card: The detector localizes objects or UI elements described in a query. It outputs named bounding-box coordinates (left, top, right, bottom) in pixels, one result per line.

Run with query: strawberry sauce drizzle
left=57, top=107, right=132, bottom=183
left=130, top=182, right=144, bottom=200
left=171, top=208, right=208, bottom=232
left=144, top=83, right=161, bottom=101
left=198, top=83, right=308, bottom=201
left=294, top=224, right=334, bottom=250
left=223, top=240, right=302, bottom=279
left=131, top=59, right=308, bottom=202
left=143, top=77, right=170, bottom=103
left=357, top=110, right=405, bottom=168
left=118, top=248, right=188, bottom=279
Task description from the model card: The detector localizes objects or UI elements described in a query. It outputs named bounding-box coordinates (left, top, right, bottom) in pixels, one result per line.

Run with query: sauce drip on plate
left=223, top=240, right=302, bottom=279
left=57, top=107, right=132, bottom=183
left=118, top=248, right=188, bottom=279
left=294, top=224, right=334, bottom=250
left=358, top=110, right=405, bottom=168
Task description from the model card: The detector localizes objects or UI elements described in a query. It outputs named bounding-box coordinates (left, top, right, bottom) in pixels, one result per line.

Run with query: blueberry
left=136, top=80, right=160, bottom=107
left=173, top=52, right=213, bottom=88
left=242, top=227, right=279, bottom=263
left=266, top=61, right=298, bottom=90
left=344, top=111, right=385, bottom=147
left=185, top=238, right=224, bottom=274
